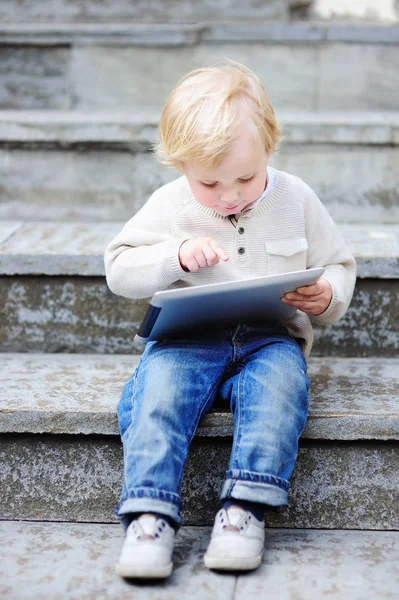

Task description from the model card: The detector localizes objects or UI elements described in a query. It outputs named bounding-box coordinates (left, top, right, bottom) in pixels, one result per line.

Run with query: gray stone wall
left=0, top=1, right=291, bottom=23
left=0, top=277, right=398, bottom=356
left=1, top=434, right=398, bottom=529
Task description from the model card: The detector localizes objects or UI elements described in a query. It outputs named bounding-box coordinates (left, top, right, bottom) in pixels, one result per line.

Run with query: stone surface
left=2, top=110, right=398, bottom=145
left=1, top=25, right=398, bottom=110
left=318, top=43, right=399, bottom=111
left=0, top=277, right=398, bottom=356
left=0, top=221, right=21, bottom=244
left=1, top=146, right=398, bottom=224
left=0, top=222, right=115, bottom=276
left=1, top=523, right=399, bottom=600
left=1, top=112, right=398, bottom=223
left=0, top=0, right=289, bottom=23
left=1, top=434, right=398, bottom=528
left=234, top=529, right=399, bottom=599
left=0, top=522, right=235, bottom=600
left=1, top=23, right=399, bottom=44
left=1, top=353, right=399, bottom=441
left=0, top=47, right=69, bottom=110
left=69, top=42, right=399, bottom=111
left=313, top=279, right=399, bottom=356
left=313, top=0, right=399, bottom=23
left=0, top=222, right=398, bottom=277
left=273, top=145, right=399, bottom=225
left=0, top=148, right=178, bottom=223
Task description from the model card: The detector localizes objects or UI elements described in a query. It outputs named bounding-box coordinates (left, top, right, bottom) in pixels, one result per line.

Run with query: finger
left=282, top=297, right=327, bottom=313
left=282, top=299, right=323, bottom=314
left=283, top=292, right=316, bottom=302
left=209, top=239, right=229, bottom=261
left=202, top=246, right=219, bottom=267
left=194, top=250, right=207, bottom=268
left=295, top=283, right=323, bottom=296
left=185, top=257, right=200, bottom=272
left=283, top=298, right=317, bottom=307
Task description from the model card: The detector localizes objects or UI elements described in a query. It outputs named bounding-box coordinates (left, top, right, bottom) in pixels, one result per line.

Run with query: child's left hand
left=281, top=277, right=332, bottom=316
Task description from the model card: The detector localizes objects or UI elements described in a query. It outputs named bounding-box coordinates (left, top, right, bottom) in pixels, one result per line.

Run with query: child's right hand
left=179, top=237, right=229, bottom=272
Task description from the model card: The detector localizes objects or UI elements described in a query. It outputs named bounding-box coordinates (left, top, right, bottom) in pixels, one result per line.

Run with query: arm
left=104, top=190, right=188, bottom=299
left=283, top=182, right=356, bottom=325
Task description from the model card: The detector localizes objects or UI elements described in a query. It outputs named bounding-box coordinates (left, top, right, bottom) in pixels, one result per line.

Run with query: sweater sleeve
left=104, top=189, right=188, bottom=299
left=301, top=182, right=357, bottom=326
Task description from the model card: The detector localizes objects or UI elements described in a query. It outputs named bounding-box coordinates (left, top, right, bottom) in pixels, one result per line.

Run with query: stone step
left=1, top=522, right=399, bottom=600
left=1, top=0, right=398, bottom=24
left=1, top=221, right=398, bottom=277
left=0, top=23, right=398, bottom=111
left=1, top=353, right=398, bottom=528
left=2, top=353, right=398, bottom=440
left=0, top=221, right=398, bottom=356
left=0, top=0, right=292, bottom=24
left=1, top=110, right=398, bottom=223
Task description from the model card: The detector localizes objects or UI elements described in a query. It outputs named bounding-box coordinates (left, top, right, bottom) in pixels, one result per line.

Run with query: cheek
left=244, top=179, right=265, bottom=200
left=191, top=184, right=218, bottom=208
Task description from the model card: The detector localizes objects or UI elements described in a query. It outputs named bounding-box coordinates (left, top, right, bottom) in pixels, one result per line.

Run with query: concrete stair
left=1, top=0, right=398, bottom=24
left=1, top=352, right=398, bottom=529
left=1, top=2, right=399, bottom=596
left=1, top=522, right=398, bottom=599
left=0, top=220, right=398, bottom=356
left=0, top=110, right=398, bottom=223
left=1, top=23, right=398, bottom=111
left=0, top=0, right=293, bottom=24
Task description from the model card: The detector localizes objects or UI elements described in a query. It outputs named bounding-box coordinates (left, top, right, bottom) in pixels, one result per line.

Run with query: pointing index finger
left=209, top=240, right=229, bottom=261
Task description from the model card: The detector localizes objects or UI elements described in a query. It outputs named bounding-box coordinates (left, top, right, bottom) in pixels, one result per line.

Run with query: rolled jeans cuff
left=115, top=489, right=183, bottom=531
left=220, top=469, right=289, bottom=507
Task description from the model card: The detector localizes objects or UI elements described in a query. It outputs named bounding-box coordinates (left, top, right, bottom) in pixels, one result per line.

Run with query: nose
left=220, top=192, right=239, bottom=206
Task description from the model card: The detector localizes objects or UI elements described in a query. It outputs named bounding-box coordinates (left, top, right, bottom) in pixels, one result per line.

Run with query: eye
left=238, top=176, right=255, bottom=184
left=201, top=182, right=218, bottom=188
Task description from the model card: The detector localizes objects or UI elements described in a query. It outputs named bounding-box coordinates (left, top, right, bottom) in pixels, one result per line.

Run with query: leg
left=204, top=332, right=309, bottom=571
left=219, top=335, right=309, bottom=506
left=116, top=337, right=232, bottom=530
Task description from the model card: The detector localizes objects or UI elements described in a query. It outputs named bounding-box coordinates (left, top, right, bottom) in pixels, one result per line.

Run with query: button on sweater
left=104, top=169, right=356, bottom=357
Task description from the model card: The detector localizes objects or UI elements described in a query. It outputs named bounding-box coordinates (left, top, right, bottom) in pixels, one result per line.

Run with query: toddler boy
left=105, top=60, right=356, bottom=578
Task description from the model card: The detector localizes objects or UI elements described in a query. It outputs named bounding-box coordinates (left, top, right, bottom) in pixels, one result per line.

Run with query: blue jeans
left=116, top=324, right=309, bottom=530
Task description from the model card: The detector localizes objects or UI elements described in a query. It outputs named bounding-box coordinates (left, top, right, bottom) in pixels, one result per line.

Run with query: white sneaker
left=115, top=514, right=175, bottom=578
left=204, top=506, right=265, bottom=571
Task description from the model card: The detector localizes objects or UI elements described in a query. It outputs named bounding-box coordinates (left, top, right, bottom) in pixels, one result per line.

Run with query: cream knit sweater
left=104, top=169, right=356, bottom=356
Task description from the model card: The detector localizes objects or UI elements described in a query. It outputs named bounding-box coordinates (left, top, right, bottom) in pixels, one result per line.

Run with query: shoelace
left=218, top=508, right=252, bottom=532
left=130, top=518, right=168, bottom=541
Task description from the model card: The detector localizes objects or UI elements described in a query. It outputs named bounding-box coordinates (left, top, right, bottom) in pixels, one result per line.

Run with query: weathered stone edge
left=1, top=409, right=399, bottom=441
left=0, top=255, right=397, bottom=278
left=1, top=111, right=398, bottom=146
left=0, top=23, right=398, bottom=45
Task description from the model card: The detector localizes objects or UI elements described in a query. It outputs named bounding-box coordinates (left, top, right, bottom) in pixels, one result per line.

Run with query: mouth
left=223, top=204, right=239, bottom=211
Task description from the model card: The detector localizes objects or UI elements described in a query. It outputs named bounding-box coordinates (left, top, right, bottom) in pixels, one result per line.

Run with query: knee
left=277, top=342, right=309, bottom=386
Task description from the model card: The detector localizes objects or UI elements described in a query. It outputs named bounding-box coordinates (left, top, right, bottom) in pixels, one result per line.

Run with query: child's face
left=183, top=128, right=269, bottom=216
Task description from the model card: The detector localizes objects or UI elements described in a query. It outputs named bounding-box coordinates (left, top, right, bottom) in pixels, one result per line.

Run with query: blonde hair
left=154, top=60, right=280, bottom=171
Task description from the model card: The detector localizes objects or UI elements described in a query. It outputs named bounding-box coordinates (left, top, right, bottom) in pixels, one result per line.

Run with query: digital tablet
left=135, top=267, right=325, bottom=343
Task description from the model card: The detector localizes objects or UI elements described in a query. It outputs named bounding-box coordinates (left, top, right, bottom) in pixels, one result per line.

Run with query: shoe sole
left=115, top=562, right=173, bottom=579
left=204, top=553, right=263, bottom=571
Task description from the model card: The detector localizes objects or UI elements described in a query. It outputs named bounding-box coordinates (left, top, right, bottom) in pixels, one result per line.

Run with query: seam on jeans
left=230, top=366, right=244, bottom=470
left=126, top=367, right=139, bottom=432
left=231, top=325, right=241, bottom=361
left=176, top=373, right=227, bottom=490
left=225, top=470, right=289, bottom=490
left=130, top=368, right=139, bottom=408
left=117, top=487, right=182, bottom=507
